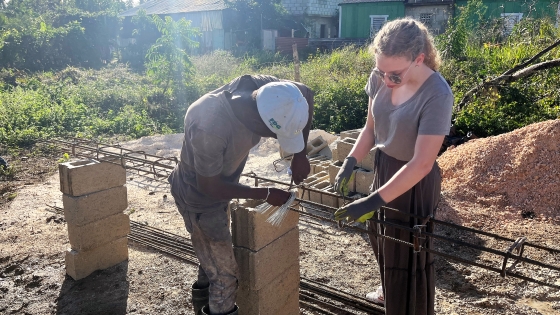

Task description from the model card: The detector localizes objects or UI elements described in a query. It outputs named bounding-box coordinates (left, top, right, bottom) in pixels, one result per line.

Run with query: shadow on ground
left=56, top=261, right=129, bottom=315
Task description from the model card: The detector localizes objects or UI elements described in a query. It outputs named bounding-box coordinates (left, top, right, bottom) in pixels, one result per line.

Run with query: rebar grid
left=45, top=137, right=560, bottom=290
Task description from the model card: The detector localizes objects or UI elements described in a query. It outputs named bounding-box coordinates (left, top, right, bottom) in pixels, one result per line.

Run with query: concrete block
left=356, top=168, right=375, bottom=194
left=331, top=146, right=339, bottom=162
left=306, top=175, right=329, bottom=193
left=361, top=147, right=378, bottom=171
left=314, top=160, right=330, bottom=174
left=278, top=287, right=300, bottom=315
left=234, top=228, right=299, bottom=291
left=306, top=136, right=328, bottom=156
left=65, top=236, right=128, bottom=280
left=63, top=186, right=128, bottom=226
left=309, top=181, right=329, bottom=204
left=298, top=186, right=309, bottom=201
left=67, top=213, right=130, bottom=251
left=237, top=263, right=299, bottom=315
left=328, top=161, right=357, bottom=192
left=308, top=154, right=328, bottom=163
left=336, top=137, right=356, bottom=162
left=232, top=205, right=299, bottom=251
left=59, top=159, right=126, bottom=197
left=322, top=185, right=339, bottom=209
left=340, top=129, right=362, bottom=140
left=302, top=171, right=327, bottom=184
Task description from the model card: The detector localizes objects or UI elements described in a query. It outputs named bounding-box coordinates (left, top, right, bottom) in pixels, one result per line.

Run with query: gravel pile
left=437, top=119, right=560, bottom=221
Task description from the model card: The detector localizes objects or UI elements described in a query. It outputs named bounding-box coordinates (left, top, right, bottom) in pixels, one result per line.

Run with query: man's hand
left=290, top=152, right=310, bottom=184
left=266, top=188, right=292, bottom=206
left=333, top=157, right=357, bottom=196
left=334, top=191, right=386, bottom=223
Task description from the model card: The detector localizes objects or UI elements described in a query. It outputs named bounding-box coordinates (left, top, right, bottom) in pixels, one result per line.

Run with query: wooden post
left=292, top=43, right=300, bottom=82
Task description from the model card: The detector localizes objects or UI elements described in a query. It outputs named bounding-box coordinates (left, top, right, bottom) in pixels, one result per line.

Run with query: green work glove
left=334, top=191, right=386, bottom=223
left=333, top=156, right=357, bottom=196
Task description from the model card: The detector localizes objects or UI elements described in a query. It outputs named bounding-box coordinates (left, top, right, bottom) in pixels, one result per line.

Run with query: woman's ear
left=415, top=53, right=426, bottom=65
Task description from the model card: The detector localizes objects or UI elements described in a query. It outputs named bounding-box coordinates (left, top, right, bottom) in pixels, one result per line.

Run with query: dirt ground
left=1, top=122, right=559, bottom=315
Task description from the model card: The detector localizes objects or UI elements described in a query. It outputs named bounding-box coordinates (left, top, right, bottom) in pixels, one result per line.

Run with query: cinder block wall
left=232, top=200, right=300, bottom=314
left=60, top=159, right=129, bottom=280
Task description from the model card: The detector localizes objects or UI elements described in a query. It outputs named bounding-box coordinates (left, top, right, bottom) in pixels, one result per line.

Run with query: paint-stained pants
left=176, top=201, right=238, bottom=314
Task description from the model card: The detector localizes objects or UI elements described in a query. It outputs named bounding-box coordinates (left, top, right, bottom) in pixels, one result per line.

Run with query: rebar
left=44, top=137, right=560, bottom=290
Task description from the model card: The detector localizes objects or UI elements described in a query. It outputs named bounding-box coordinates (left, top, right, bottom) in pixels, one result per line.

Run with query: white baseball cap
left=256, top=82, right=309, bottom=154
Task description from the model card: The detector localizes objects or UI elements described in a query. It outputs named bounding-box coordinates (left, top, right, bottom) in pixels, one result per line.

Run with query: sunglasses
left=373, top=62, right=414, bottom=85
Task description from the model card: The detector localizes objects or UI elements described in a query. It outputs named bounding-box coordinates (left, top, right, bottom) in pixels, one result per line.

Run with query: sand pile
left=437, top=119, right=560, bottom=220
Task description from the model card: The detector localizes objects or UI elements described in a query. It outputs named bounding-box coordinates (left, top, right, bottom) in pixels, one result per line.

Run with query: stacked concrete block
left=339, top=128, right=362, bottom=140
left=59, top=159, right=129, bottom=280
left=308, top=155, right=330, bottom=176
left=309, top=181, right=329, bottom=204
left=335, top=137, right=356, bottom=163
left=314, top=160, right=331, bottom=174
left=320, top=184, right=339, bottom=209
left=232, top=200, right=300, bottom=315
left=280, top=135, right=329, bottom=160
left=330, top=144, right=339, bottom=163
left=328, top=161, right=357, bottom=192
left=359, top=147, right=378, bottom=171
left=299, top=171, right=329, bottom=201
left=306, top=136, right=328, bottom=156
left=355, top=168, right=375, bottom=195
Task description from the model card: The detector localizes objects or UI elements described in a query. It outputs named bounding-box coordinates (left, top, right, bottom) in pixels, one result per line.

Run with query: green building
left=338, top=0, right=559, bottom=39
left=339, top=0, right=406, bottom=39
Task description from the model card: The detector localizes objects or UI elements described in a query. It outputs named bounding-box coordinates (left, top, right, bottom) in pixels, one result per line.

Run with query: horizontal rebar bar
left=43, top=137, right=560, bottom=289
left=127, top=224, right=383, bottom=313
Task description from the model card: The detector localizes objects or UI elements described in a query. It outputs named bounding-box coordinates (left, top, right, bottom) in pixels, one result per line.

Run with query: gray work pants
left=176, top=201, right=239, bottom=314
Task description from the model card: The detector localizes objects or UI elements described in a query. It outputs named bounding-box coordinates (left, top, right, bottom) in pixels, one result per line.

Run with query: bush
left=0, top=65, right=162, bottom=146
left=437, top=1, right=560, bottom=137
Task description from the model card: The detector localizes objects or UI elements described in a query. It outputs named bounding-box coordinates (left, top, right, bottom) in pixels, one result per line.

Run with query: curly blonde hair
left=369, top=17, right=441, bottom=71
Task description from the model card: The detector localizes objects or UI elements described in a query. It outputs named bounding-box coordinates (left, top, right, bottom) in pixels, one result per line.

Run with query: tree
left=225, top=0, right=288, bottom=49
left=145, top=15, right=199, bottom=97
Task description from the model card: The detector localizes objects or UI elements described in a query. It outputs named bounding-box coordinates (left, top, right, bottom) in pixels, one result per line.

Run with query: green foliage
left=0, top=0, right=121, bottom=71
left=119, top=9, right=161, bottom=70
left=225, top=0, right=289, bottom=49
left=145, top=15, right=199, bottom=95
left=300, top=47, right=373, bottom=133
left=0, top=65, right=162, bottom=146
left=438, top=1, right=560, bottom=137
left=57, top=153, right=70, bottom=163
left=143, top=15, right=200, bottom=130
left=436, top=0, right=486, bottom=60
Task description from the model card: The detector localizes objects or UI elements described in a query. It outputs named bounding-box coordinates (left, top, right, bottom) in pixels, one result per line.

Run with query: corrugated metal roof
left=119, top=0, right=228, bottom=17
left=339, top=0, right=403, bottom=4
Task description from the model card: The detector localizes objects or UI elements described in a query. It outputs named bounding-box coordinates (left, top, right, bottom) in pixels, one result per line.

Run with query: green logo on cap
left=269, top=118, right=281, bottom=129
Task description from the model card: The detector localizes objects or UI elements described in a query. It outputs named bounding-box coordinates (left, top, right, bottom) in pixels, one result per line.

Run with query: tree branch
left=502, top=39, right=560, bottom=76
left=455, top=39, right=560, bottom=113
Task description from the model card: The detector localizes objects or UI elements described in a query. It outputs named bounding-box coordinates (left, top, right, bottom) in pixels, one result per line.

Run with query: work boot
left=191, top=281, right=209, bottom=314
left=198, top=305, right=239, bottom=315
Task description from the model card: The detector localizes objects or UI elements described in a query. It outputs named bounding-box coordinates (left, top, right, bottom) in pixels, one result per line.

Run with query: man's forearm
left=200, top=180, right=268, bottom=201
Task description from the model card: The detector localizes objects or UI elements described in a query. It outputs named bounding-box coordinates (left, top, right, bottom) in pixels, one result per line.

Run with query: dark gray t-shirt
left=169, top=75, right=279, bottom=212
left=365, top=71, right=453, bottom=161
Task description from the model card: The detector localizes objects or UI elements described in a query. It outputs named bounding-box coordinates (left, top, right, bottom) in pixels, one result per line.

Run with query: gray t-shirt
left=365, top=71, right=453, bottom=161
left=169, top=75, right=280, bottom=212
